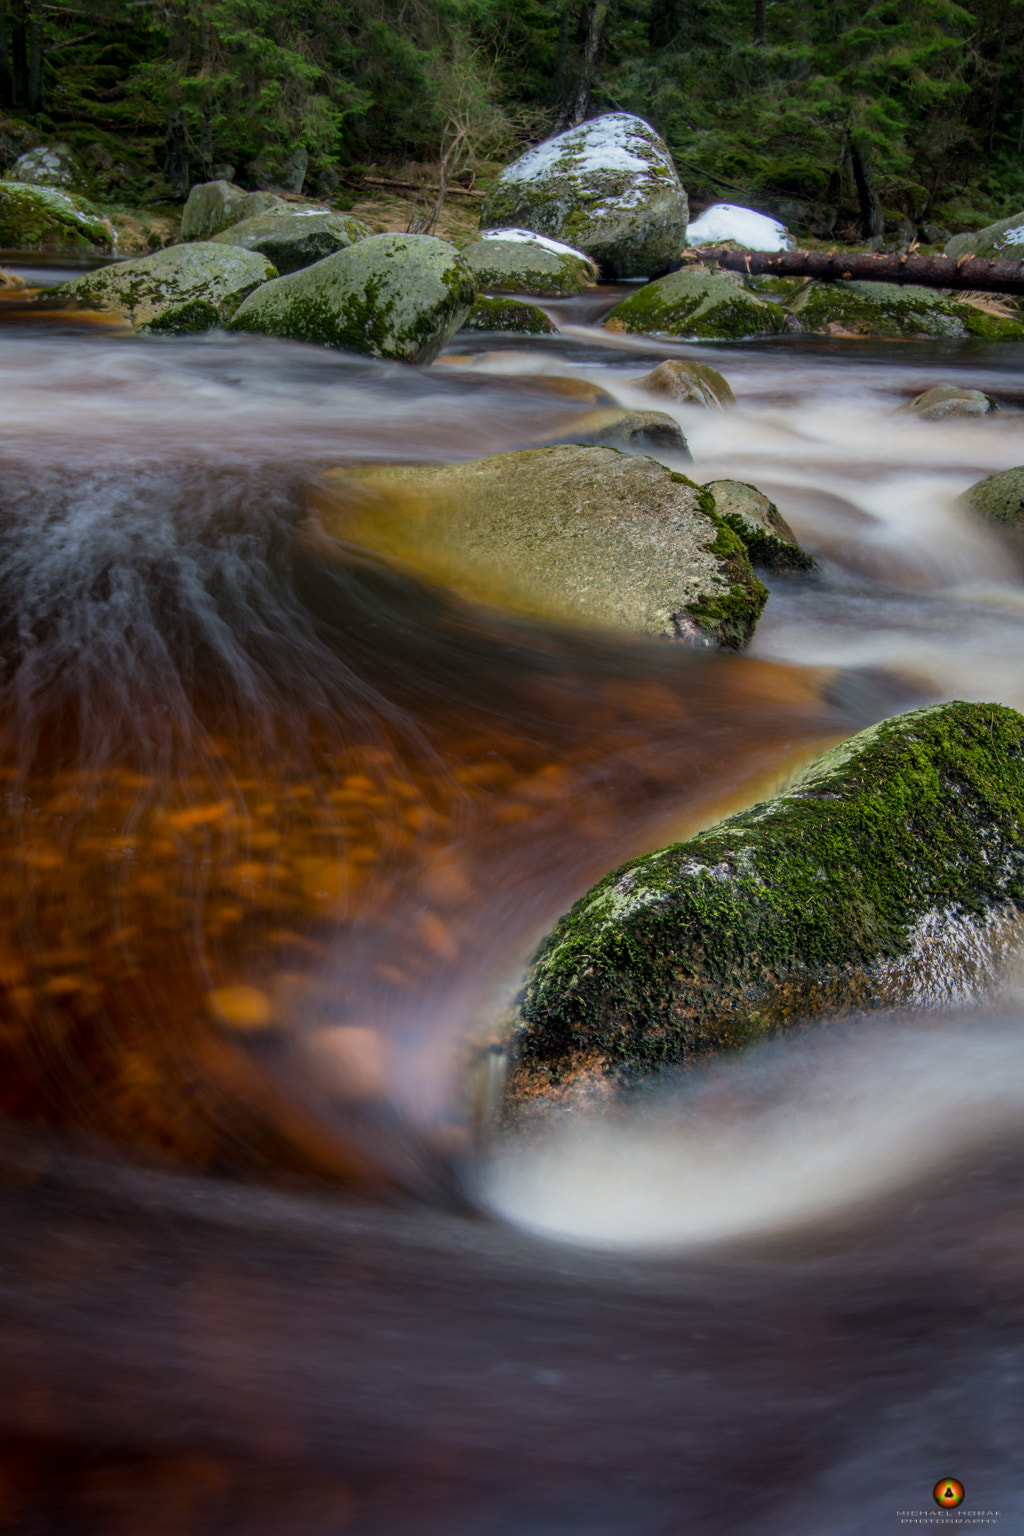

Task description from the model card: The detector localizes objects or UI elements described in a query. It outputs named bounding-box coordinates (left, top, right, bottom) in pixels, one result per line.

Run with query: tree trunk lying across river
left=684, top=245, right=1024, bottom=295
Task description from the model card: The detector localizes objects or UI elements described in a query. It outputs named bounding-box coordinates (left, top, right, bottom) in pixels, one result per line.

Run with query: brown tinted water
left=1, top=309, right=1023, bottom=1534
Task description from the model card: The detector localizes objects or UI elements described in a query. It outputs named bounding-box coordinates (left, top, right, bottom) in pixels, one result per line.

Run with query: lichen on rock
left=460, top=230, right=597, bottom=296
left=480, top=113, right=688, bottom=280
left=603, top=266, right=784, bottom=340
left=227, top=232, right=476, bottom=364
left=507, top=701, right=1024, bottom=1113
left=0, top=181, right=113, bottom=251
left=314, top=445, right=765, bottom=646
left=49, top=242, right=277, bottom=331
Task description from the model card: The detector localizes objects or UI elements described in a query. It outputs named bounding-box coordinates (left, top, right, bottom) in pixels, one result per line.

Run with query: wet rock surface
left=460, top=295, right=557, bottom=333
left=630, top=358, right=736, bottom=409
left=507, top=701, right=1024, bottom=1114
left=898, top=384, right=997, bottom=419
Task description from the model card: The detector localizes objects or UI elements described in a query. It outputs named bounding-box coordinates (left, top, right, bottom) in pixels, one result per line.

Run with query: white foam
left=687, top=203, right=793, bottom=252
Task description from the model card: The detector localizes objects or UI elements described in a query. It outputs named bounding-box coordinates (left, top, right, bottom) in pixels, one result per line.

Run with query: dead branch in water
left=681, top=245, right=1024, bottom=295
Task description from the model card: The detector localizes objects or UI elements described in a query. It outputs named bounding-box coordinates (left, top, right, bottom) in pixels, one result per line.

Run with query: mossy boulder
left=460, top=295, right=557, bottom=333
left=630, top=359, right=735, bottom=409
left=703, top=480, right=816, bottom=572
left=49, top=242, right=276, bottom=332
left=317, top=445, right=765, bottom=646
left=785, top=280, right=1024, bottom=340
left=946, top=212, right=1024, bottom=262
left=480, top=113, right=688, bottom=280
left=460, top=230, right=598, bottom=296
left=210, top=209, right=372, bottom=273
left=546, top=407, right=690, bottom=459
left=7, top=143, right=89, bottom=194
left=603, top=267, right=784, bottom=340
left=898, top=384, right=997, bottom=420
left=507, top=702, right=1024, bottom=1110
left=0, top=181, right=112, bottom=251
left=959, top=466, right=1024, bottom=531
left=179, top=179, right=287, bottom=241
left=227, top=232, right=476, bottom=364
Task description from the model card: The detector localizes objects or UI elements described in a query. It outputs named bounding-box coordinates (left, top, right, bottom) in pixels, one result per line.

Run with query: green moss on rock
left=603, top=267, right=784, bottom=340
left=629, top=358, right=735, bottom=409
left=959, top=466, right=1024, bottom=531
left=460, top=235, right=597, bottom=297
left=786, top=279, right=1024, bottom=340
left=703, top=479, right=816, bottom=572
left=0, top=181, right=112, bottom=251
left=49, top=242, right=276, bottom=331
left=509, top=701, right=1024, bottom=1106
left=227, top=232, right=476, bottom=364
left=461, top=295, right=556, bottom=333
left=210, top=209, right=372, bottom=274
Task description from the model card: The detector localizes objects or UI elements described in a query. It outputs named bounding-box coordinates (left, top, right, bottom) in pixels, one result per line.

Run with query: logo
left=934, top=1479, right=966, bottom=1509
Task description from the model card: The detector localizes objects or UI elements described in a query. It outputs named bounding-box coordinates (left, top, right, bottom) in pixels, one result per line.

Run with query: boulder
left=227, top=232, right=476, bottom=364
left=460, top=229, right=598, bottom=296
left=210, top=209, right=372, bottom=274
left=179, top=179, right=288, bottom=242
left=50, top=243, right=276, bottom=332
left=686, top=203, right=793, bottom=252
left=785, top=280, right=1024, bottom=340
left=959, top=466, right=1024, bottom=532
left=317, top=446, right=766, bottom=646
left=898, top=385, right=997, bottom=420
left=247, top=145, right=308, bottom=194
left=546, top=407, right=690, bottom=459
left=480, top=113, right=688, bottom=279
left=7, top=142, right=89, bottom=193
left=703, top=480, right=815, bottom=572
left=460, top=295, right=557, bottom=334
left=0, top=182, right=112, bottom=251
left=946, top=212, right=1024, bottom=262
left=506, top=701, right=1024, bottom=1111
left=603, top=267, right=784, bottom=340
left=629, top=359, right=735, bottom=409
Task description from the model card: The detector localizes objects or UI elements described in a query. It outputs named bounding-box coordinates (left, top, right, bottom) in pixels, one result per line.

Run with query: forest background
left=1, top=0, right=1022, bottom=241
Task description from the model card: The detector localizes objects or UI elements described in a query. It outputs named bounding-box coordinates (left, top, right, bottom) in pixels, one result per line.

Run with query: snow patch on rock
left=479, top=228, right=592, bottom=261
left=687, top=204, right=793, bottom=252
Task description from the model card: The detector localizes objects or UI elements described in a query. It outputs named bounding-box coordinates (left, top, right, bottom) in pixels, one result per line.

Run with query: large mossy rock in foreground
left=508, top=702, right=1024, bottom=1112
left=786, top=280, right=1024, bottom=340
left=210, top=209, right=372, bottom=274
left=0, top=181, right=112, bottom=250
left=227, top=232, right=476, bottom=364
left=603, top=267, right=784, bottom=340
left=480, top=113, right=688, bottom=280
left=50, top=243, right=276, bottom=332
left=959, top=466, right=1024, bottom=531
left=317, top=446, right=766, bottom=646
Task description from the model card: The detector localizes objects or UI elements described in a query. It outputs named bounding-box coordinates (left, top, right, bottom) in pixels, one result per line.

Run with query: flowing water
left=1, top=285, right=1023, bottom=1533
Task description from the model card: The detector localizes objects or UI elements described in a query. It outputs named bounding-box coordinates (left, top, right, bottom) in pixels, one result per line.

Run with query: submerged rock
left=228, top=232, right=476, bottom=364
left=0, top=181, right=112, bottom=251
left=50, top=243, right=276, bottom=331
left=317, top=445, right=766, bottom=646
left=507, top=701, right=1024, bottom=1112
left=785, top=280, right=1024, bottom=341
left=460, top=295, right=557, bottom=334
left=480, top=113, right=688, bottom=279
left=461, top=230, right=597, bottom=296
left=703, top=480, right=816, bottom=572
left=959, top=466, right=1024, bottom=531
left=603, top=267, right=784, bottom=340
left=629, top=358, right=735, bottom=409
left=179, top=179, right=287, bottom=241
left=546, top=407, right=690, bottom=458
left=211, top=209, right=372, bottom=273
left=898, top=384, right=997, bottom=420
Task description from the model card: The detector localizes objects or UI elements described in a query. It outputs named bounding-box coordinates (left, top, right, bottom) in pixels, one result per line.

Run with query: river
left=0, top=280, right=1021, bottom=1534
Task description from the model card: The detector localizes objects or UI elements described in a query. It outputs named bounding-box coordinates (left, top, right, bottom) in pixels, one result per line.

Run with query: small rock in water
left=703, top=480, right=816, bottom=572
left=460, top=295, right=557, bottom=334
left=959, top=465, right=1024, bottom=531
left=630, top=359, right=735, bottom=409
left=316, top=445, right=765, bottom=647
left=505, top=701, right=1024, bottom=1114
left=898, top=384, right=996, bottom=420
left=545, top=407, right=691, bottom=458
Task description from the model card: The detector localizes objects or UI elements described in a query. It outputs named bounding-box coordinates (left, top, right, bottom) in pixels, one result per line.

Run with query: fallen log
left=681, top=245, right=1024, bottom=296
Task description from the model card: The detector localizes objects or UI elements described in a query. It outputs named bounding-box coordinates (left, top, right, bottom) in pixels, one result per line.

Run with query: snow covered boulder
left=460, top=229, right=597, bottom=296
left=686, top=203, right=793, bottom=252
left=480, top=113, right=688, bottom=279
